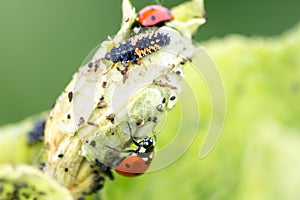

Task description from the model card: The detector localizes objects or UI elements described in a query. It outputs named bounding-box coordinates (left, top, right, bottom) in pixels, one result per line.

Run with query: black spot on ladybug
left=162, top=97, right=166, bottom=104
left=170, top=96, right=176, bottom=101
left=151, top=15, right=156, bottom=21
left=125, top=163, right=131, bottom=168
left=68, top=91, right=73, bottom=103
left=176, top=70, right=181, bottom=75
left=64, top=168, right=69, bottom=172
left=67, top=114, right=71, bottom=119
left=99, top=95, right=105, bottom=101
left=58, top=154, right=64, bottom=158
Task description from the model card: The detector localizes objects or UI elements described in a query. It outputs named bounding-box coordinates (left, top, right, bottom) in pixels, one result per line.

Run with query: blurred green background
left=0, top=0, right=299, bottom=125
left=1, top=0, right=300, bottom=200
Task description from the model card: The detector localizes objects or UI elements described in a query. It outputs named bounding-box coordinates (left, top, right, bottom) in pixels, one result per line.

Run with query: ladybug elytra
left=138, top=5, right=174, bottom=27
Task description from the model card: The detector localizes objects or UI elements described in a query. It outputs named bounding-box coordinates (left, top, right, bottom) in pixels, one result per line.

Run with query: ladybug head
left=126, top=122, right=157, bottom=155
left=137, top=135, right=156, bottom=154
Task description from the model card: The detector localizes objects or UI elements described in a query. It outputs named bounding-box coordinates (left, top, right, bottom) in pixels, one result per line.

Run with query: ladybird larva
left=105, top=31, right=171, bottom=64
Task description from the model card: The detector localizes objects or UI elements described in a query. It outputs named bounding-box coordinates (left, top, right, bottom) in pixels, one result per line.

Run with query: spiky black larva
left=105, top=32, right=170, bottom=64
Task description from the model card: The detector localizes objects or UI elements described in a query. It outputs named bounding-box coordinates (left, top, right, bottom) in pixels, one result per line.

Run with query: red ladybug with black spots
left=138, top=5, right=174, bottom=27
left=112, top=123, right=156, bottom=177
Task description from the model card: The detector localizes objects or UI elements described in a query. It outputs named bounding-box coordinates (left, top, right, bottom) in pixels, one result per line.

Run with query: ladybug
left=138, top=5, right=174, bottom=27
left=112, top=123, right=156, bottom=177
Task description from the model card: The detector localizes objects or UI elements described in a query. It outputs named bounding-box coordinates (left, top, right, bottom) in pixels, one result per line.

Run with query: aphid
left=110, top=123, right=156, bottom=177
left=106, top=113, right=115, bottom=123
left=138, top=5, right=174, bottom=27
left=97, top=102, right=107, bottom=109
left=68, top=91, right=73, bottom=103
left=78, top=117, right=85, bottom=126
left=87, top=121, right=99, bottom=127
left=156, top=104, right=164, bottom=112
left=102, top=81, right=107, bottom=88
left=90, top=140, right=96, bottom=147
left=104, top=31, right=171, bottom=80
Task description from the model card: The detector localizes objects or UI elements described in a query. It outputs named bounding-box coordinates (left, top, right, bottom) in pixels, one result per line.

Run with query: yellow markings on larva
left=135, top=44, right=161, bottom=57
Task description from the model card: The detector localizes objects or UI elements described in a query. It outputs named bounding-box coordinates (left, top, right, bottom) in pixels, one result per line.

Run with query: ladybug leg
left=105, top=145, right=136, bottom=154
left=127, top=122, right=140, bottom=147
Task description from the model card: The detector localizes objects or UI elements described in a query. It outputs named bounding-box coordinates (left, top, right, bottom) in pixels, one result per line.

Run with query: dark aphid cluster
left=105, top=31, right=171, bottom=64
left=27, top=120, right=46, bottom=144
